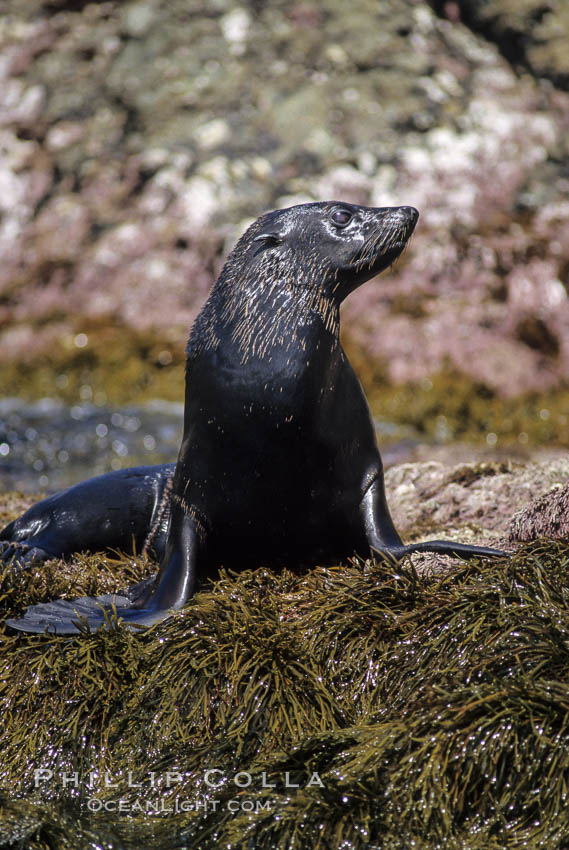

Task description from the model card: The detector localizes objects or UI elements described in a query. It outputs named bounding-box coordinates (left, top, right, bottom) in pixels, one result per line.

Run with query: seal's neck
left=190, top=276, right=340, bottom=364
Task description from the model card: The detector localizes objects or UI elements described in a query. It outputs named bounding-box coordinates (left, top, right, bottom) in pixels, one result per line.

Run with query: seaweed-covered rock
left=1, top=459, right=569, bottom=848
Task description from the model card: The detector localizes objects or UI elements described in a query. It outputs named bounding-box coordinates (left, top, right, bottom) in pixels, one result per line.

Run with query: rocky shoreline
left=1, top=0, right=568, bottom=408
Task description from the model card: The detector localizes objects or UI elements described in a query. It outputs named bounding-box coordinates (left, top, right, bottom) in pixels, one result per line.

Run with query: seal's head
left=191, top=201, right=420, bottom=360
left=233, top=201, right=419, bottom=302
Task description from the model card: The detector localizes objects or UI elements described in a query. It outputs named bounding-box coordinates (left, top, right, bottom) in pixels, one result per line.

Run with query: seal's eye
left=330, top=208, right=353, bottom=227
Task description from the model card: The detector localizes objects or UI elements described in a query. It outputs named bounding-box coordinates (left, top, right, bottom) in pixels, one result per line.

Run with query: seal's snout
left=386, top=206, right=419, bottom=245
left=369, top=205, right=419, bottom=237
left=388, top=205, right=419, bottom=232
left=399, top=205, right=419, bottom=224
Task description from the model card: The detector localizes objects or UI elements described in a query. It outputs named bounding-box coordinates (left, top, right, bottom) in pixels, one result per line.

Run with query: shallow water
left=0, top=398, right=184, bottom=493
left=0, top=398, right=420, bottom=494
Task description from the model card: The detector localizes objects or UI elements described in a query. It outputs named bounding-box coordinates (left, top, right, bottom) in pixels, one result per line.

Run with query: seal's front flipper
left=6, top=505, right=200, bottom=635
left=369, top=538, right=505, bottom=566
left=402, top=539, right=505, bottom=559
left=6, top=593, right=135, bottom=635
left=361, top=475, right=505, bottom=562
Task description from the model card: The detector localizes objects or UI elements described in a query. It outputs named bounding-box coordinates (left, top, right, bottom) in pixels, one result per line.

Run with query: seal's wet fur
left=2, top=202, right=503, bottom=634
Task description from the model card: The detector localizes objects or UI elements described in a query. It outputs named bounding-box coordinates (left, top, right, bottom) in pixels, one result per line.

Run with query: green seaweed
left=1, top=530, right=569, bottom=848
left=368, top=370, right=569, bottom=449
left=0, top=320, right=186, bottom=407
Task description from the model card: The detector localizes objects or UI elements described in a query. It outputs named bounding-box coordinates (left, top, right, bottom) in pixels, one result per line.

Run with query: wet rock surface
left=386, top=455, right=569, bottom=545
left=509, top=479, right=569, bottom=543
left=0, top=0, right=568, bottom=400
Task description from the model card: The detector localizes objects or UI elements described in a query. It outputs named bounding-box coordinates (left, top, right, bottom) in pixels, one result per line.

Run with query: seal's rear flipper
left=4, top=593, right=173, bottom=635
left=0, top=464, right=175, bottom=569
left=0, top=541, right=52, bottom=568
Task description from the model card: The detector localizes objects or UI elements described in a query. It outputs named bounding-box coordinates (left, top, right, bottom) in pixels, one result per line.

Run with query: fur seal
left=2, top=201, right=503, bottom=634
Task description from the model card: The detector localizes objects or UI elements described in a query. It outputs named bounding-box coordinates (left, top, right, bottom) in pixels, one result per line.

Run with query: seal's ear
left=252, top=231, right=283, bottom=253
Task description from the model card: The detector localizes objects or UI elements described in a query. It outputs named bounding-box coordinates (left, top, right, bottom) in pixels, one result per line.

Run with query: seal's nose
left=399, top=206, right=419, bottom=223
left=371, top=205, right=419, bottom=224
